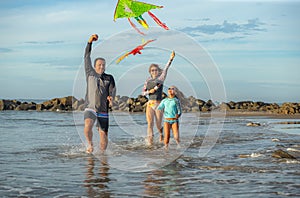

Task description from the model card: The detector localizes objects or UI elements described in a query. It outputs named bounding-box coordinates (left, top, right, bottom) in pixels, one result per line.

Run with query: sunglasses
left=168, top=87, right=175, bottom=90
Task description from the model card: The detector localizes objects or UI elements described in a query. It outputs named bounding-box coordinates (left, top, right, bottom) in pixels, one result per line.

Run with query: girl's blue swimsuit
left=157, top=97, right=182, bottom=123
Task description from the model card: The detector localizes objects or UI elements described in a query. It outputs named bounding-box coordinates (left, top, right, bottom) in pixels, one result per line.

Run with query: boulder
left=246, top=122, right=261, bottom=127
left=120, top=96, right=129, bottom=103
left=196, top=99, right=205, bottom=107
left=219, top=102, right=231, bottom=111
left=131, top=104, right=144, bottom=112
left=272, top=149, right=296, bottom=159
left=15, top=103, right=36, bottom=111
left=0, top=100, right=4, bottom=111
left=60, top=96, right=77, bottom=106
left=205, top=100, right=215, bottom=108
left=137, top=95, right=148, bottom=106
left=36, top=104, right=45, bottom=111
left=278, top=102, right=298, bottom=115
left=228, top=101, right=236, bottom=109
left=72, top=98, right=85, bottom=111
left=127, top=98, right=135, bottom=105
left=50, top=104, right=66, bottom=112
left=201, top=105, right=211, bottom=112
left=0, top=99, right=20, bottom=110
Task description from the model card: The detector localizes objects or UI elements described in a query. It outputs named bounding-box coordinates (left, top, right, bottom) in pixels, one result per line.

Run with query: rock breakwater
left=1, top=96, right=299, bottom=115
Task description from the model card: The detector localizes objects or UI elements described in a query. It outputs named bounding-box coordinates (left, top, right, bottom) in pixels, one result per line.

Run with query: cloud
left=179, top=18, right=267, bottom=36
left=31, top=57, right=82, bottom=71
left=23, top=41, right=65, bottom=45
left=0, top=48, right=12, bottom=53
left=184, top=18, right=210, bottom=22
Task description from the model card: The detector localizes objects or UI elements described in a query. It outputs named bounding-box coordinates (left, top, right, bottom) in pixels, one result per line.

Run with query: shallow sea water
left=0, top=111, right=300, bottom=197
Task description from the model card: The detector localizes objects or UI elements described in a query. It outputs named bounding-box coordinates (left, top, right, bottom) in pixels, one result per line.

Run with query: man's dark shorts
left=84, top=110, right=109, bottom=132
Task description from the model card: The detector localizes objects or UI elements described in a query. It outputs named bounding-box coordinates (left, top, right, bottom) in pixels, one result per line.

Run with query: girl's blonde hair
left=169, top=85, right=186, bottom=104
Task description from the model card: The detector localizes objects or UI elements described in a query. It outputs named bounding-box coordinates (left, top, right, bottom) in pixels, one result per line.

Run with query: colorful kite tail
left=134, top=16, right=149, bottom=29
left=128, top=18, right=146, bottom=35
left=148, top=11, right=169, bottom=30
left=116, top=52, right=130, bottom=64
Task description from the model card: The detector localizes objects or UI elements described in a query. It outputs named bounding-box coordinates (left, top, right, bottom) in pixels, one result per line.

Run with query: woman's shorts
left=84, top=110, right=109, bottom=132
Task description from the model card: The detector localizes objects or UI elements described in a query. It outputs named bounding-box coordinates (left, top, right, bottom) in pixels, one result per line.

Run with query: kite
left=116, top=39, right=156, bottom=63
left=114, top=0, right=169, bottom=35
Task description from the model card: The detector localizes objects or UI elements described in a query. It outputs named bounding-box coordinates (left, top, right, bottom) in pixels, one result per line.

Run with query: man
left=84, top=34, right=116, bottom=153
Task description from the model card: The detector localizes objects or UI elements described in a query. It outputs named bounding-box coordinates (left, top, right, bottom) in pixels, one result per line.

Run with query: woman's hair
left=148, top=64, right=162, bottom=75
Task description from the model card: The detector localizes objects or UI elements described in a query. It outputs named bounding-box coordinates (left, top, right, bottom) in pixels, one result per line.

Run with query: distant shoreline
left=1, top=96, right=300, bottom=117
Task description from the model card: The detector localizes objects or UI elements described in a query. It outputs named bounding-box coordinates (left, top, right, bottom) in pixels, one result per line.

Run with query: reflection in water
left=84, top=155, right=111, bottom=197
left=143, top=165, right=182, bottom=197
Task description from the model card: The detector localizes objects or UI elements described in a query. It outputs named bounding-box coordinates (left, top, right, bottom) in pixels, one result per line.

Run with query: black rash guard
left=142, top=59, right=173, bottom=101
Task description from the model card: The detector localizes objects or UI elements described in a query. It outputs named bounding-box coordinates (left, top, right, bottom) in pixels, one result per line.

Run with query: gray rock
left=272, top=149, right=296, bottom=159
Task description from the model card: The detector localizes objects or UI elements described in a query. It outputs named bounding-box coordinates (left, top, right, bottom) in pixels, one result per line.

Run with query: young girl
left=157, top=86, right=182, bottom=149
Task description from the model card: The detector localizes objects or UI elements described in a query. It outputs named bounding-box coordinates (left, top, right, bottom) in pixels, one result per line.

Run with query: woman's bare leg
left=146, top=103, right=155, bottom=145
left=155, top=108, right=163, bottom=142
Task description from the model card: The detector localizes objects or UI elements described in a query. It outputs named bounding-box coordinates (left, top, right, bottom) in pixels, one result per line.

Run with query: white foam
left=287, top=148, right=300, bottom=152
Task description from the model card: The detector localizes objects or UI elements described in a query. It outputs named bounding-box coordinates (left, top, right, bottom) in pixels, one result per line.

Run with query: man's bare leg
left=84, top=118, right=95, bottom=153
left=99, top=129, right=108, bottom=152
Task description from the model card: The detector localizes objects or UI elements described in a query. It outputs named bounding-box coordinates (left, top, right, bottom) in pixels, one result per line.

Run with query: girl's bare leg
left=164, top=122, right=171, bottom=149
left=172, top=122, right=180, bottom=145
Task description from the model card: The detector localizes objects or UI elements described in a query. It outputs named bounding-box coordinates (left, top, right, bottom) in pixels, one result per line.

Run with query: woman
left=142, top=51, right=175, bottom=145
left=157, top=86, right=182, bottom=149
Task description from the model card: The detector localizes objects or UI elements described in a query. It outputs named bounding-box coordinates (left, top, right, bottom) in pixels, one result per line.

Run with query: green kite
left=114, top=0, right=169, bottom=35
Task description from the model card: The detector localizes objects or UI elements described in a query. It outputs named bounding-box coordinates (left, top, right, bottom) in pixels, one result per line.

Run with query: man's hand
left=88, top=34, right=98, bottom=43
left=107, top=96, right=113, bottom=107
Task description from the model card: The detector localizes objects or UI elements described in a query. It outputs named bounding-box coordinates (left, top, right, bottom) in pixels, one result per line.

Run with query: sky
left=0, top=0, right=299, bottom=102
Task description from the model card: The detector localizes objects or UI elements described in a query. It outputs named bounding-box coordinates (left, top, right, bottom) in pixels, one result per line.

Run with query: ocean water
left=0, top=111, right=300, bottom=197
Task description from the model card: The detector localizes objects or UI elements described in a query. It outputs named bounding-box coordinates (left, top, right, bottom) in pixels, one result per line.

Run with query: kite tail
left=128, top=18, right=145, bottom=35
left=134, top=16, right=149, bottom=29
left=148, top=11, right=169, bottom=30
left=116, top=52, right=130, bottom=64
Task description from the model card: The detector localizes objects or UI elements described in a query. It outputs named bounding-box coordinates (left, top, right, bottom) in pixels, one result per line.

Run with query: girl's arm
left=157, top=99, right=165, bottom=111
left=175, top=98, right=182, bottom=118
